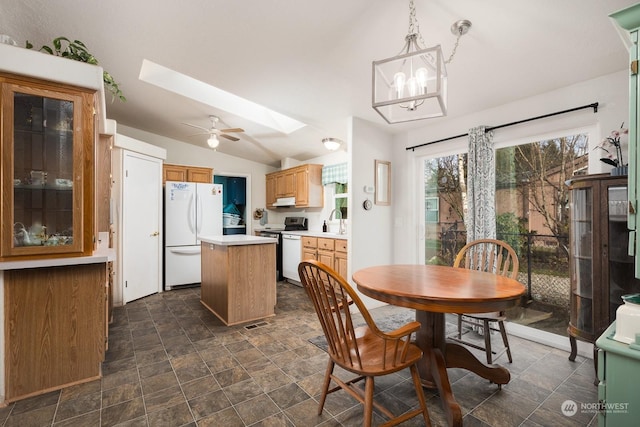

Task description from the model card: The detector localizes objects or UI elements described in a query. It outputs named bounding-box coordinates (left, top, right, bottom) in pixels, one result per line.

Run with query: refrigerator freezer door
left=165, top=181, right=197, bottom=246
left=196, top=183, right=223, bottom=240
left=165, top=245, right=201, bottom=288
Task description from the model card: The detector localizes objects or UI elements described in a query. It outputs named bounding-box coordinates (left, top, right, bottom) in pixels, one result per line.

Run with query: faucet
left=329, top=209, right=346, bottom=235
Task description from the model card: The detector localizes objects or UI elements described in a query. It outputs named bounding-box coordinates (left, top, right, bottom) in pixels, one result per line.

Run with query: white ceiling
left=1, top=0, right=636, bottom=167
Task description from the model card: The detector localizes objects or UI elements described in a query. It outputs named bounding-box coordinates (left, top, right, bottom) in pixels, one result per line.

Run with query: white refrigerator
left=164, top=181, right=223, bottom=289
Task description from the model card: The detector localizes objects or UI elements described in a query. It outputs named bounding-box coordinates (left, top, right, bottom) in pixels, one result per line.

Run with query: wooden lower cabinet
left=4, top=263, right=107, bottom=402
left=301, top=236, right=348, bottom=280
left=335, top=239, right=348, bottom=280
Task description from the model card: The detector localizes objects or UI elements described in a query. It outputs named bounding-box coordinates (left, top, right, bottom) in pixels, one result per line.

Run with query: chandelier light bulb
left=415, top=68, right=428, bottom=94
left=393, top=72, right=406, bottom=99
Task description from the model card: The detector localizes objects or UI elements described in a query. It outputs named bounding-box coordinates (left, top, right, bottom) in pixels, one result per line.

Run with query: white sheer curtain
left=464, top=126, right=496, bottom=242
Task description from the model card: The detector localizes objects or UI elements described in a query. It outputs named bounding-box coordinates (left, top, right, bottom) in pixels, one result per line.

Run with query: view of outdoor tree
left=508, top=134, right=588, bottom=241
left=424, top=133, right=588, bottom=263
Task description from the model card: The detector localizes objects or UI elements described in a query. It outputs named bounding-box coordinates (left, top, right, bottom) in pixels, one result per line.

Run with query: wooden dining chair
left=298, top=260, right=431, bottom=427
left=450, top=239, right=519, bottom=364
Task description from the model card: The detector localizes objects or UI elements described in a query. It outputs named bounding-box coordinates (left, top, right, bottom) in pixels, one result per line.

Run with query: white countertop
left=200, top=235, right=278, bottom=246
left=280, top=230, right=348, bottom=240
left=0, top=247, right=116, bottom=271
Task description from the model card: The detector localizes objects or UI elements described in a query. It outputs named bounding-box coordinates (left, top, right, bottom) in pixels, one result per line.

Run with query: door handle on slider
left=150, top=231, right=159, bottom=236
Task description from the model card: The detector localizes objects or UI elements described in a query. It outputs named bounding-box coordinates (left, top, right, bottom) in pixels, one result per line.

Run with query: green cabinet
left=610, top=4, right=640, bottom=278
left=596, top=322, right=640, bottom=427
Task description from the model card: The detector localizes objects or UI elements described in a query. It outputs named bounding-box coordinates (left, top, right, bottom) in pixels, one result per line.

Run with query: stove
left=256, top=217, right=307, bottom=281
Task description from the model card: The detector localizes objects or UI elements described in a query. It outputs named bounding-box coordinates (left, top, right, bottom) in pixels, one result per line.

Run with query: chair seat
left=334, top=325, right=424, bottom=374
left=463, top=311, right=505, bottom=320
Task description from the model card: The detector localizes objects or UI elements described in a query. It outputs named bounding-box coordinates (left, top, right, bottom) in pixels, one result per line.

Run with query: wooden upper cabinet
left=163, top=164, right=187, bottom=182
left=266, top=174, right=276, bottom=207
left=275, top=170, right=296, bottom=198
left=266, top=164, right=323, bottom=209
left=0, top=74, right=96, bottom=259
left=186, top=166, right=213, bottom=183
left=163, top=163, right=213, bottom=183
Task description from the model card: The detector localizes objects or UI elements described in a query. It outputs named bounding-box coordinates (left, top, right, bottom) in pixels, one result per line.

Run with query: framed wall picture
left=374, top=159, right=391, bottom=205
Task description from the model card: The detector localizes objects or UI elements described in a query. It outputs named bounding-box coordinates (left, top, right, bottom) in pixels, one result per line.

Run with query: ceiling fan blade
left=221, top=134, right=240, bottom=141
left=182, top=122, right=210, bottom=132
left=186, top=131, right=210, bottom=137
left=220, top=128, right=244, bottom=133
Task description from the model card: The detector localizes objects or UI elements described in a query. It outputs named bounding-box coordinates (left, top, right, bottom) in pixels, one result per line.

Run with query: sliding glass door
left=418, top=132, right=588, bottom=336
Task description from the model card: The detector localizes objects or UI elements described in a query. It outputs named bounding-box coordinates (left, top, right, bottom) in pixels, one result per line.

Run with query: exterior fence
left=430, top=227, right=570, bottom=309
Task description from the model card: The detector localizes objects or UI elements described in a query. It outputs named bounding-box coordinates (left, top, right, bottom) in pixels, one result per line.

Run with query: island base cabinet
left=201, top=242, right=276, bottom=326
left=4, top=263, right=107, bottom=402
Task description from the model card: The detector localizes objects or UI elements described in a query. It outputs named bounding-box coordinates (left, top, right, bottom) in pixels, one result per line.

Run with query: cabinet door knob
left=151, top=231, right=159, bottom=236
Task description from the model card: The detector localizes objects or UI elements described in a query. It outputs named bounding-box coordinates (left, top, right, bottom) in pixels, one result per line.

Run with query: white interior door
left=123, top=152, right=162, bottom=302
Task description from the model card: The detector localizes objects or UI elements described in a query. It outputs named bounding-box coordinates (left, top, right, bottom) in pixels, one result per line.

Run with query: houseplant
left=596, top=123, right=628, bottom=175
left=26, top=37, right=125, bottom=102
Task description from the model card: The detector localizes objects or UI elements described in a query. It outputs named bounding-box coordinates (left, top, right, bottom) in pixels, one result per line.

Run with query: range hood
left=272, top=197, right=296, bottom=207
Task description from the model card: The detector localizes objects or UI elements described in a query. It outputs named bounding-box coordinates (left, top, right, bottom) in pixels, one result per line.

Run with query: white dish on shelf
left=55, top=178, right=73, bottom=187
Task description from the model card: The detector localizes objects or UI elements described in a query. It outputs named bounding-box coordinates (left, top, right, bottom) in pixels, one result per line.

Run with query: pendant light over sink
left=372, top=0, right=471, bottom=124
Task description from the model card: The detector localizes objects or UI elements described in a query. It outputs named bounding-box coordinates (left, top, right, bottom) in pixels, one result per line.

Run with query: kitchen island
left=200, top=235, right=277, bottom=326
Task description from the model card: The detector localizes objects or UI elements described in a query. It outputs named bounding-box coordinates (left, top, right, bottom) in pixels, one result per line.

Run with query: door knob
left=151, top=231, right=159, bottom=236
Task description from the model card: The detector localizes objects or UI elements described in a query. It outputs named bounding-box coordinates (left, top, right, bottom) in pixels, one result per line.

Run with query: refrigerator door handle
left=196, top=193, right=203, bottom=234
left=187, top=193, right=196, bottom=234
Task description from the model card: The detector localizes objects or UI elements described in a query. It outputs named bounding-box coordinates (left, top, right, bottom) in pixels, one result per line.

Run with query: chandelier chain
left=446, top=32, right=462, bottom=64
left=408, top=0, right=426, bottom=49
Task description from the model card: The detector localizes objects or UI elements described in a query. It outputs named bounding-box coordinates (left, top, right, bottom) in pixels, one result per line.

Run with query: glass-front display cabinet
left=1, top=75, right=96, bottom=259
left=568, top=174, right=640, bottom=362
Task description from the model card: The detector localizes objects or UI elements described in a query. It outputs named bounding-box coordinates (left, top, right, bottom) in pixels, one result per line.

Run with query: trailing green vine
left=26, top=37, right=125, bottom=102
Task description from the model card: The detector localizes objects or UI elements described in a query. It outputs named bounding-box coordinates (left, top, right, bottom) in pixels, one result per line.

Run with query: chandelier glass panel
left=372, top=0, right=470, bottom=124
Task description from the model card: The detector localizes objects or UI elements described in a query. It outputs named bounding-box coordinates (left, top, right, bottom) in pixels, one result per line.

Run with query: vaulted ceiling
left=1, top=0, right=636, bottom=166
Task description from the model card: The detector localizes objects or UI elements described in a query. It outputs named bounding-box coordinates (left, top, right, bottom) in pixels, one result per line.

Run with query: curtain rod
left=405, top=102, right=599, bottom=151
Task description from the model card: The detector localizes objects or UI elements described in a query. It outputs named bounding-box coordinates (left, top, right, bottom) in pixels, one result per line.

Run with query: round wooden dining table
left=352, top=264, right=525, bottom=427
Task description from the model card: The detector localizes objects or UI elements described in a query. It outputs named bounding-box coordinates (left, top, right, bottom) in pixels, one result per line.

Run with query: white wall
left=391, top=70, right=630, bottom=264
left=350, top=117, right=395, bottom=308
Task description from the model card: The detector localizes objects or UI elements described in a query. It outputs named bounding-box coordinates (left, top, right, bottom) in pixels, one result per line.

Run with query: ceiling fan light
left=322, top=137, right=342, bottom=151
left=207, top=134, right=220, bottom=149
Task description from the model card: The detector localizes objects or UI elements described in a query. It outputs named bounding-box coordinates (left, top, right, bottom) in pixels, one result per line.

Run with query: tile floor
left=0, top=281, right=598, bottom=426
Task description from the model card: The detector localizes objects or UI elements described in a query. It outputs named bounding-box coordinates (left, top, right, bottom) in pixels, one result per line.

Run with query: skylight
left=138, top=59, right=306, bottom=134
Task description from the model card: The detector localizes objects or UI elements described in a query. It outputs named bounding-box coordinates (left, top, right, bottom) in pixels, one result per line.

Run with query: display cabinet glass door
left=570, top=186, right=594, bottom=334
left=2, top=83, right=84, bottom=256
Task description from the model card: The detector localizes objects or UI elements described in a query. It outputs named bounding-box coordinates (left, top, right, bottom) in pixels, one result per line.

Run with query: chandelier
left=372, top=0, right=471, bottom=124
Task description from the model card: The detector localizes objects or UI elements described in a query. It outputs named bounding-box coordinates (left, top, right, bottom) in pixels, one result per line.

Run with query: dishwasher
left=282, top=233, right=302, bottom=285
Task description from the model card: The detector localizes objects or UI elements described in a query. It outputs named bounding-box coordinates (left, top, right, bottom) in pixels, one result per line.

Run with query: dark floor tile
left=4, top=404, right=57, bottom=427
left=196, top=407, right=245, bottom=427
left=224, top=378, right=266, bottom=405
left=10, top=391, right=60, bottom=415
left=143, top=384, right=186, bottom=414
left=268, top=383, right=312, bottom=410
left=187, top=389, right=231, bottom=419
left=102, top=382, right=142, bottom=408
left=234, top=393, right=281, bottom=426
left=54, top=391, right=102, bottom=423
left=53, top=409, right=101, bottom=427
left=470, top=389, right=539, bottom=426
left=147, top=401, right=194, bottom=426
left=181, top=375, right=221, bottom=400
left=100, top=397, right=145, bottom=427
left=171, top=352, right=210, bottom=384
left=284, top=398, right=334, bottom=426
left=214, top=366, right=251, bottom=388
left=140, top=370, right=179, bottom=395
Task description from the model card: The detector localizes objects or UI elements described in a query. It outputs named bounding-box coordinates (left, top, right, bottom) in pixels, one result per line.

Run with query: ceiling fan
left=182, top=115, right=244, bottom=149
